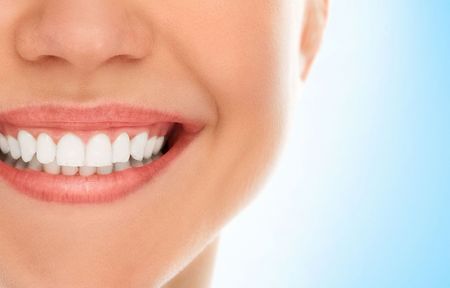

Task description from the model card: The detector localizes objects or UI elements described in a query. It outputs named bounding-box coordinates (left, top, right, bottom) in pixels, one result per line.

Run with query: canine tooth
left=43, top=160, right=61, bottom=175
left=97, top=165, right=113, bottom=175
left=130, top=132, right=148, bottom=161
left=86, top=133, right=112, bottom=167
left=79, top=166, right=96, bottom=176
left=0, top=133, right=9, bottom=153
left=56, top=133, right=84, bottom=166
left=62, top=166, right=78, bottom=176
left=7, top=136, right=21, bottom=160
left=114, top=161, right=131, bottom=172
left=37, top=133, right=56, bottom=164
left=143, top=136, right=156, bottom=159
left=28, top=155, right=43, bottom=171
left=112, top=132, right=130, bottom=163
left=153, top=136, right=165, bottom=155
left=18, top=130, right=36, bottom=162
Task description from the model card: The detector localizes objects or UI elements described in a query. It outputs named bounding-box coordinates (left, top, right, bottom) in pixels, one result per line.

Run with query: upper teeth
left=0, top=130, right=165, bottom=167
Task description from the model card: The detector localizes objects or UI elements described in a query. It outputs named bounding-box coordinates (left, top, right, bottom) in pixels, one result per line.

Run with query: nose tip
left=15, top=1, right=152, bottom=72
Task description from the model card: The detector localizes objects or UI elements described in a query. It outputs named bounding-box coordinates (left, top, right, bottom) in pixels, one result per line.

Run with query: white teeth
left=97, top=165, right=113, bottom=175
left=43, top=159, right=61, bottom=175
left=79, top=166, right=96, bottom=177
left=153, top=136, right=165, bottom=155
left=18, top=130, right=36, bottom=162
left=0, top=133, right=10, bottom=154
left=7, top=136, right=21, bottom=160
left=56, top=133, right=84, bottom=166
left=85, top=133, right=112, bottom=167
left=1, top=129, right=166, bottom=176
left=112, top=132, right=130, bottom=163
left=144, top=136, right=156, bottom=159
left=130, top=132, right=148, bottom=161
left=62, top=166, right=78, bottom=176
left=28, top=155, right=43, bottom=171
left=36, top=133, right=56, bottom=164
left=114, top=161, right=131, bottom=172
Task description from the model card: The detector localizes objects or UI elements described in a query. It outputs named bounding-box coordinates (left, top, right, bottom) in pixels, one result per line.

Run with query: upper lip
left=0, top=103, right=204, bottom=132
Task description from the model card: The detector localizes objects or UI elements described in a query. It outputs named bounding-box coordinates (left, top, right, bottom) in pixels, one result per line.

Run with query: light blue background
left=212, top=1, right=449, bottom=287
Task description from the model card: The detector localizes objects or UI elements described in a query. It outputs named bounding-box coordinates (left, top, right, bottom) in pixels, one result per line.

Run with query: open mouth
left=0, top=104, right=202, bottom=204
left=0, top=124, right=173, bottom=175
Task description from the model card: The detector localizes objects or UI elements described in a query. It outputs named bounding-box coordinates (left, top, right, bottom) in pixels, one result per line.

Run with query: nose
left=15, top=0, right=152, bottom=72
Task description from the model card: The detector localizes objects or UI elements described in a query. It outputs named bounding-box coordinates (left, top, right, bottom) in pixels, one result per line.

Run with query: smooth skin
left=0, top=0, right=327, bottom=287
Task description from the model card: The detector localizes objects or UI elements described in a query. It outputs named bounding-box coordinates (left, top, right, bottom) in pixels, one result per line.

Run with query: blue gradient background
left=212, top=1, right=449, bottom=287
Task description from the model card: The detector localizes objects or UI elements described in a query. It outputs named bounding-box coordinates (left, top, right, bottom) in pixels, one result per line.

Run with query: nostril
left=31, top=55, right=69, bottom=67
left=32, top=54, right=139, bottom=70
left=105, top=54, right=145, bottom=66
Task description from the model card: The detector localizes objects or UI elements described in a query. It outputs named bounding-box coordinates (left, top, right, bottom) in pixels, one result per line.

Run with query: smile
left=0, top=104, right=203, bottom=204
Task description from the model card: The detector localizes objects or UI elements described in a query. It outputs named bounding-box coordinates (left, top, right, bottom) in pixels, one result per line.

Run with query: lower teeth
left=0, top=152, right=162, bottom=176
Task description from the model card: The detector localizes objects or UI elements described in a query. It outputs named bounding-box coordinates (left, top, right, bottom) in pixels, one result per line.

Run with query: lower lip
left=0, top=130, right=197, bottom=204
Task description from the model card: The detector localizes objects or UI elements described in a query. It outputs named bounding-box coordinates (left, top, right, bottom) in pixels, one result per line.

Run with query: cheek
left=146, top=1, right=293, bottom=224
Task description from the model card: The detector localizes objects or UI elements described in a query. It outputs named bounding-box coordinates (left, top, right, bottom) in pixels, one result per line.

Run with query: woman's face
left=0, top=0, right=322, bottom=286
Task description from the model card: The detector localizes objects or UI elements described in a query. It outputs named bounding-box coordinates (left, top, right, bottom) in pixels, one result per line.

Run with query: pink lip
left=0, top=104, right=201, bottom=132
left=0, top=104, right=203, bottom=204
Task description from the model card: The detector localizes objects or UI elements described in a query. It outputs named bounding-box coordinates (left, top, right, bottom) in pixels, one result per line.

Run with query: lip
left=0, top=103, right=204, bottom=204
left=0, top=103, right=202, bottom=132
